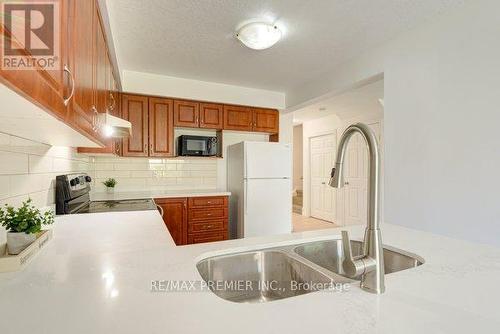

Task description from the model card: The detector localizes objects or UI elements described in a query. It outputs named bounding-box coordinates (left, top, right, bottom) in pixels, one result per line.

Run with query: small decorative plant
left=0, top=199, right=54, bottom=255
left=102, top=178, right=117, bottom=193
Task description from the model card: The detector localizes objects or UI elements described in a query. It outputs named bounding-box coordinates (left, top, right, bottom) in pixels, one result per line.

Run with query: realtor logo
left=1, top=1, right=60, bottom=70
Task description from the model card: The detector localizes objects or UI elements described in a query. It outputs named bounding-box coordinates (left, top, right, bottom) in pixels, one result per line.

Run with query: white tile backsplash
left=28, top=155, right=54, bottom=173
left=0, top=151, right=29, bottom=174
left=90, top=156, right=218, bottom=192
left=0, top=134, right=90, bottom=208
left=0, top=132, right=91, bottom=244
left=0, top=176, right=10, bottom=199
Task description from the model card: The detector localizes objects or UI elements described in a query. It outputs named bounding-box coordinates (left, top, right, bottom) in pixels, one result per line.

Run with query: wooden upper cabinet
left=68, top=0, right=96, bottom=136
left=253, top=108, right=279, bottom=133
left=200, top=103, right=223, bottom=129
left=0, top=0, right=69, bottom=122
left=149, top=97, right=174, bottom=157
left=174, top=100, right=199, bottom=128
left=156, top=198, right=187, bottom=246
left=94, top=14, right=108, bottom=116
left=223, top=105, right=253, bottom=131
left=122, top=94, right=149, bottom=157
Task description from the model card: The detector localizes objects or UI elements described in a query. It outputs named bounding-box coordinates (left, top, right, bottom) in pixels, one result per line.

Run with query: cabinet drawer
left=188, top=208, right=227, bottom=222
left=187, top=231, right=226, bottom=244
left=188, top=196, right=226, bottom=208
left=188, top=220, right=226, bottom=233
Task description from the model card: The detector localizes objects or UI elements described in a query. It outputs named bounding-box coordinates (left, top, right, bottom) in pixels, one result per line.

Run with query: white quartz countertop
left=90, top=189, right=231, bottom=201
left=1, top=211, right=499, bottom=334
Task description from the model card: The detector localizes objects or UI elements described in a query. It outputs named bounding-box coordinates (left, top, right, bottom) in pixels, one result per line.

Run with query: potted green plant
left=0, top=199, right=54, bottom=255
left=102, top=178, right=117, bottom=194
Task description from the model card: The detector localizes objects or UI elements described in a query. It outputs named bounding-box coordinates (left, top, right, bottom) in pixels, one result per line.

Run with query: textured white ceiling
left=292, top=79, right=384, bottom=124
left=106, top=0, right=463, bottom=92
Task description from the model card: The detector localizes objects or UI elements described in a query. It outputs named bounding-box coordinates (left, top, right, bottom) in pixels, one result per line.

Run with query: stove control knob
left=70, top=178, right=77, bottom=186
left=85, top=176, right=92, bottom=183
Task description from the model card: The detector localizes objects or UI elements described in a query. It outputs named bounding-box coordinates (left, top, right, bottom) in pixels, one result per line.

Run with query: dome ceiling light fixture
left=236, top=22, right=282, bottom=50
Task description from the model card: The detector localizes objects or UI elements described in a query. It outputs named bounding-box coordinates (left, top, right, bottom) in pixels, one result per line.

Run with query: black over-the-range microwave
left=177, top=135, right=218, bottom=157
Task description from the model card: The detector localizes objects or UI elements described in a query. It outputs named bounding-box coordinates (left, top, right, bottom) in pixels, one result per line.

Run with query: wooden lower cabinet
left=155, top=198, right=187, bottom=246
left=156, top=196, right=228, bottom=245
left=187, top=231, right=226, bottom=244
left=188, top=220, right=226, bottom=233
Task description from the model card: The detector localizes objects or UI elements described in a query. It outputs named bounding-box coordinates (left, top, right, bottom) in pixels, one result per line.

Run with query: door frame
left=309, top=130, right=337, bottom=222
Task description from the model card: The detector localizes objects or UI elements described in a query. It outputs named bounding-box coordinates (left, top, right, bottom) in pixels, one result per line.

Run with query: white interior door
left=310, top=133, right=336, bottom=222
left=343, top=123, right=381, bottom=226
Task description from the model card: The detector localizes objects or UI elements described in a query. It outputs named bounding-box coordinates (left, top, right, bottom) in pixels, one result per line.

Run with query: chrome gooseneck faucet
left=329, top=123, right=385, bottom=294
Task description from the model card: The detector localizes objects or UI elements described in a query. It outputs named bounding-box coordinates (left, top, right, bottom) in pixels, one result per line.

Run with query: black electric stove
left=55, top=173, right=157, bottom=215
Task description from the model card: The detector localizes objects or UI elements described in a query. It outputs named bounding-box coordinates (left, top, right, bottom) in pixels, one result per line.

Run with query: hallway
left=292, top=213, right=338, bottom=232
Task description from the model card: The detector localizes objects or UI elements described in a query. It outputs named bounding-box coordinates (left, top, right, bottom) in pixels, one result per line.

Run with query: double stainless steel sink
left=196, top=238, right=424, bottom=303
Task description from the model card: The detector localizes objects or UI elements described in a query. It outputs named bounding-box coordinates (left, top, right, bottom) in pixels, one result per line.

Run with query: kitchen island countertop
left=0, top=210, right=499, bottom=334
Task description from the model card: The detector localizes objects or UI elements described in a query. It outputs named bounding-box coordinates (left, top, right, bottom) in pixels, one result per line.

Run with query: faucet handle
left=341, top=231, right=366, bottom=278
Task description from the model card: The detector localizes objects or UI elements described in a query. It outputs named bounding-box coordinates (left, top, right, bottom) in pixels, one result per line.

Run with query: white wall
left=293, top=125, right=303, bottom=191
left=383, top=0, right=500, bottom=246
left=288, top=0, right=500, bottom=246
left=122, top=70, right=286, bottom=109
left=278, top=112, right=294, bottom=145
left=0, top=132, right=91, bottom=244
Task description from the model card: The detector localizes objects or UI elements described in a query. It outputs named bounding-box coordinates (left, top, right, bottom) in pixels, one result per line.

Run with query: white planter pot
left=7, top=232, right=36, bottom=255
left=106, top=187, right=115, bottom=194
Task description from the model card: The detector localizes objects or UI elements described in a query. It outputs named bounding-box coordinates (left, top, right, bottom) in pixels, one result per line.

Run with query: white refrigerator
left=227, top=141, right=292, bottom=239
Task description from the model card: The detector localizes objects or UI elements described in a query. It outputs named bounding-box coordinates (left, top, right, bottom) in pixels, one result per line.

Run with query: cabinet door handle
left=63, top=65, right=75, bottom=106
left=91, top=106, right=98, bottom=131
left=156, top=205, right=164, bottom=217
left=150, top=143, right=154, bottom=154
